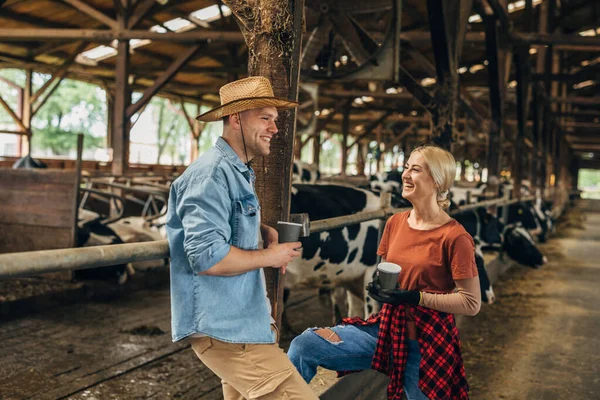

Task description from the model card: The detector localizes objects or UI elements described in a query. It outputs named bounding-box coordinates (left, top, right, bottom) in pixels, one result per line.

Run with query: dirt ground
left=459, top=200, right=600, bottom=400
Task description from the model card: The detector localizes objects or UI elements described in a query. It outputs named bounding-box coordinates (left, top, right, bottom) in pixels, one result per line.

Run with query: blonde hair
left=411, top=145, right=456, bottom=209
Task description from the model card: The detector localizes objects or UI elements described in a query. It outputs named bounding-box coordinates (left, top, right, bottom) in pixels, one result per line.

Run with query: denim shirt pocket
left=233, top=195, right=261, bottom=249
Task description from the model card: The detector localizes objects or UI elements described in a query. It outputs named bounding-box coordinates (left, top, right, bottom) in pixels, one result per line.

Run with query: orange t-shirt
left=377, top=211, right=478, bottom=293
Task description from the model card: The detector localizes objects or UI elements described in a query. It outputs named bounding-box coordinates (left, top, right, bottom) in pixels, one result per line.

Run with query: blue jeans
left=287, top=324, right=429, bottom=400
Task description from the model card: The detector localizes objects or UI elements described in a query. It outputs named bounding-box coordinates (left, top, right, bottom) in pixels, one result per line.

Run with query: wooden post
left=111, top=5, right=131, bottom=177
left=341, top=105, right=350, bottom=176
left=312, top=132, right=321, bottom=169
left=21, top=70, right=32, bottom=155
left=426, top=0, right=473, bottom=150
left=481, top=8, right=503, bottom=180
left=512, top=46, right=530, bottom=198
left=227, top=0, right=304, bottom=329
left=376, top=191, right=392, bottom=264
left=356, top=141, right=366, bottom=176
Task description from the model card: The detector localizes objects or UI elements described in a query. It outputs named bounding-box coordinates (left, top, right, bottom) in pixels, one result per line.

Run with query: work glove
left=366, top=278, right=421, bottom=306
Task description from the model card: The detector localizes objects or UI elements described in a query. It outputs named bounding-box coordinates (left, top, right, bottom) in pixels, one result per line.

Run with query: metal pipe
left=0, top=240, right=169, bottom=279
left=0, top=195, right=536, bottom=279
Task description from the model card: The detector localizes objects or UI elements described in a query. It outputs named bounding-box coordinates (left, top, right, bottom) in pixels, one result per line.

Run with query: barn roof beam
left=348, top=110, right=395, bottom=150
left=402, top=41, right=486, bottom=123
left=557, top=110, right=600, bottom=118
left=0, top=93, right=27, bottom=132
left=30, top=42, right=87, bottom=105
left=125, top=44, right=202, bottom=119
left=426, top=0, right=473, bottom=149
left=550, top=97, right=600, bottom=106
left=59, top=0, right=118, bottom=29
left=484, top=0, right=512, bottom=33
left=479, top=1, right=504, bottom=178
left=512, top=45, right=531, bottom=197
left=0, top=28, right=245, bottom=43
left=399, top=31, right=600, bottom=50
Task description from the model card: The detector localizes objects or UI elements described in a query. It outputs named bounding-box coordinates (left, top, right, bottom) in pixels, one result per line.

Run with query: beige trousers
left=190, top=329, right=318, bottom=400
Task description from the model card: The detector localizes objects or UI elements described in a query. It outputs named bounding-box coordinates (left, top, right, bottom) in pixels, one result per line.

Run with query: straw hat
left=196, top=76, right=299, bottom=122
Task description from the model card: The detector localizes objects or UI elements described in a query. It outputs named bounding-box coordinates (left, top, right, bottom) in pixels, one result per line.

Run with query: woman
left=287, top=144, right=481, bottom=400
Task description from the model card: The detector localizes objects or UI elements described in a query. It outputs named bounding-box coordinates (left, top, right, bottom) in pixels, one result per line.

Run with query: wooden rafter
left=126, top=44, right=202, bottom=119
left=0, top=28, right=245, bottom=42
left=60, top=0, right=118, bottom=29
left=348, top=110, right=394, bottom=149
left=32, top=77, right=65, bottom=116
left=30, top=42, right=88, bottom=105
left=0, top=93, right=27, bottom=132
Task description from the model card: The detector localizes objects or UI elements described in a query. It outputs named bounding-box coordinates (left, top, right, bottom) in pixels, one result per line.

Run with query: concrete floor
left=460, top=199, right=600, bottom=399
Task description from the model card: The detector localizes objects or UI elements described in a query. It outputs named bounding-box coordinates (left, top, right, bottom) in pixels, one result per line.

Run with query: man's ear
left=228, top=113, right=241, bottom=129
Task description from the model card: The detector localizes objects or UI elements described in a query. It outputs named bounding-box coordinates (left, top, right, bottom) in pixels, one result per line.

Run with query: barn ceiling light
left=76, top=4, right=231, bottom=64
left=410, top=110, right=418, bottom=116
left=468, top=14, right=482, bottom=23
left=469, top=64, right=485, bottom=74
left=354, top=98, right=364, bottom=105
left=573, top=80, right=596, bottom=89
left=458, top=67, right=468, bottom=74
left=467, top=0, right=543, bottom=24
left=529, top=48, right=538, bottom=54
left=385, top=87, right=398, bottom=94
left=361, top=96, right=374, bottom=103
left=509, top=80, right=518, bottom=88
left=421, top=77, right=436, bottom=86
left=579, top=29, right=597, bottom=37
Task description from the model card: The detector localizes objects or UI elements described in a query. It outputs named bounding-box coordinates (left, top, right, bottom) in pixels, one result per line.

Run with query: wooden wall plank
left=0, top=224, right=73, bottom=253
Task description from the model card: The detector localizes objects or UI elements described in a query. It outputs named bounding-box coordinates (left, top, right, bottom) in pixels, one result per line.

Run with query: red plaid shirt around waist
left=340, top=303, right=469, bottom=400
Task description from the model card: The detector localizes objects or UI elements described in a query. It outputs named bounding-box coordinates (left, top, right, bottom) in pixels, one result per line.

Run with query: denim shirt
left=166, top=137, right=275, bottom=343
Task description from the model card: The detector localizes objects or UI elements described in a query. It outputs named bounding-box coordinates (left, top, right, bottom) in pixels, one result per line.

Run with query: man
left=166, top=76, right=318, bottom=400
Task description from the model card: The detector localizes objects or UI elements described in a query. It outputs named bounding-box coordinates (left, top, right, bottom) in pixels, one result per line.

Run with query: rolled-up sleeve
left=176, top=176, right=232, bottom=274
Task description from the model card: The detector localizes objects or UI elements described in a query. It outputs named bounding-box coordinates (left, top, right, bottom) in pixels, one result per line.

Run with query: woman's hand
left=366, top=280, right=421, bottom=306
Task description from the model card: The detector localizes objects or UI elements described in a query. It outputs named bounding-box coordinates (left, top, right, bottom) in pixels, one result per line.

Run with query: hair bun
left=437, top=190, right=449, bottom=201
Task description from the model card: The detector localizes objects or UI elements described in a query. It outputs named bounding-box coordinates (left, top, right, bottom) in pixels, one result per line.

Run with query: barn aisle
left=460, top=200, right=600, bottom=399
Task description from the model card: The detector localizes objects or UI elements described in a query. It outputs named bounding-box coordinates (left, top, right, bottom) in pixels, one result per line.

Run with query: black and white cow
left=292, top=161, right=320, bottom=183
left=452, top=207, right=501, bottom=304
left=504, top=200, right=551, bottom=243
left=502, top=224, right=547, bottom=268
left=76, top=217, right=130, bottom=284
left=286, top=184, right=385, bottom=319
left=453, top=207, right=503, bottom=250
left=285, top=183, right=496, bottom=322
left=369, top=170, right=403, bottom=194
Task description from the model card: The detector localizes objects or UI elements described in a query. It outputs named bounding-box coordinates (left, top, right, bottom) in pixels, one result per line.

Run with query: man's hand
left=265, top=242, right=302, bottom=274
left=261, top=224, right=279, bottom=249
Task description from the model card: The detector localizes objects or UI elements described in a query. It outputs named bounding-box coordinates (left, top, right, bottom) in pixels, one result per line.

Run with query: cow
left=284, top=183, right=496, bottom=329
left=75, top=210, right=167, bottom=284
left=292, top=161, right=320, bottom=183
left=12, top=155, right=47, bottom=169
left=453, top=207, right=503, bottom=250
left=76, top=217, right=130, bottom=284
left=502, top=224, right=547, bottom=268
left=285, top=184, right=396, bottom=323
left=449, top=185, right=486, bottom=206
left=451, top=207, right=501, bottom=304
left=369, top=170, right=403, bottom=194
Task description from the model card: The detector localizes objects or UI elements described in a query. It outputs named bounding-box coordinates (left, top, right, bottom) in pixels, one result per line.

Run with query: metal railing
left=0, top=193, right=537, bottom=279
